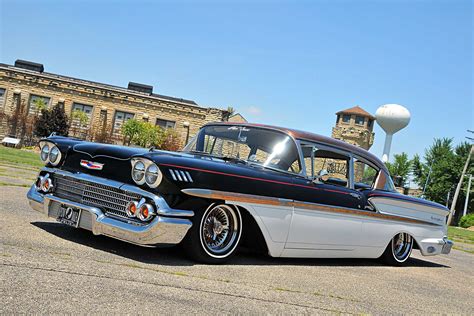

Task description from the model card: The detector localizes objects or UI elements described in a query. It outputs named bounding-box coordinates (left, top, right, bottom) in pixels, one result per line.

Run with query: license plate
left=57, top=205, right=82, bottom=228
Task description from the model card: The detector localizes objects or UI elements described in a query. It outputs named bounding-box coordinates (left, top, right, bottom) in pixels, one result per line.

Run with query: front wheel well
left=234, top=205, right=269, bottom=255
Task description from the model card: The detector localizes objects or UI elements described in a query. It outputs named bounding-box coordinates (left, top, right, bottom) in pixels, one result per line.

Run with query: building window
left=0, top=88, right=5, bottom=108
left=113, top=111, right=134, bottom=133
left=368, top=119, right=373, bottom=128
left=156, top=118, right=175, bottom=129
left=355, top=115, right=365, bottom=125
left=71, top=103, right=94, bottom=128
left=342, top=114, right=351, bottom=123
left=28, top=94, right=51, bottom=115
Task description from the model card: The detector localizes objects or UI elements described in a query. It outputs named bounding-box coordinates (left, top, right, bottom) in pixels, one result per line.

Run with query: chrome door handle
left=350, top=193, right=361, bottom=199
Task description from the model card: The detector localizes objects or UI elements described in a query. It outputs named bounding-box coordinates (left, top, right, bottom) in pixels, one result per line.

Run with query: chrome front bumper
left=27, top=184, right=193, bottom=246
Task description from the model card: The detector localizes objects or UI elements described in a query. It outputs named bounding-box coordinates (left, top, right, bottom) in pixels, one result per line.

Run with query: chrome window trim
left=352, top=154, right=380, bottom=190
left=187, top=124, right=305, bottom=177
left=298, top=139, right=352, bottom=187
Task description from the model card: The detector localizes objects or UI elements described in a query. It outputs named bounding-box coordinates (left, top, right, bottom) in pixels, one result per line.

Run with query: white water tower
left=375, top=104, right=411, bottom=163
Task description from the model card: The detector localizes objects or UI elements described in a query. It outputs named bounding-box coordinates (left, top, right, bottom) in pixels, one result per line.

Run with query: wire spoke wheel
left=200, top=204, right=241, bottom=258
left=391, top=233, right=413, bottom=262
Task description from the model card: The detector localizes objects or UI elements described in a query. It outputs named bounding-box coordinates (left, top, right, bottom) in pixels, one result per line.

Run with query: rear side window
left=353, top=158, right=378, bottom=190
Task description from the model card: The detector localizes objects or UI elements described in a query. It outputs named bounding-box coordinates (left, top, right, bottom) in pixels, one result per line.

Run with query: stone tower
left=331, top=106, right=375, bottom=150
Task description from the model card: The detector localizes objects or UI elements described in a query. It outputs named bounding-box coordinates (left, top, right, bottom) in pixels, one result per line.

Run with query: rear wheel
left=183, top=203, right=242, bottom=264
left=381, top=233, right=414, bottom=266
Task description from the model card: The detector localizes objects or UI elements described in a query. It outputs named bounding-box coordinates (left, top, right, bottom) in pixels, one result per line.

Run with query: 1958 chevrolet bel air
left=27, top=122, right=452, bottom=265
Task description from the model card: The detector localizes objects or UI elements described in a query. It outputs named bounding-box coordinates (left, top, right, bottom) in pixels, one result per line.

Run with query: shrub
left=34, top=104, right=69, bottom=137
left=120, top=119, right=183, bottom=150
left=121, top=119, right=143, bottom=145
left=136, top=122, right=159, bottom=148
left=156, top=128, right=181, bottom=151
left=459, top=213, right=474, bottom=228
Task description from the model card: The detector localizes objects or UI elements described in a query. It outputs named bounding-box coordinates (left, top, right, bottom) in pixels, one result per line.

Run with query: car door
left=285, top=142, right=365, bottom=250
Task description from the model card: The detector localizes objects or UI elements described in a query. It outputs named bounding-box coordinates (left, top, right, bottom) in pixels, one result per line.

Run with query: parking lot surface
left=1, top=186, right=473, bottom=314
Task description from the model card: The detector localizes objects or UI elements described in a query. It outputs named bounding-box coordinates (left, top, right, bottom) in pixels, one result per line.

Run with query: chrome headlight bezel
left=48, top=146, right=62, bottom=166
left=39, top=141, right=62, bottom=166
left=131, top=158, right=162, bottom=188
left=131, top=160, right=146, bottom=185
left=145, top=163, right=162, bottom=188
left=40, top=143, right=50, bottom=162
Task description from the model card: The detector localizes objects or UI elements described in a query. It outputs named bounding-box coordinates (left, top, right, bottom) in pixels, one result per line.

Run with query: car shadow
left=31, top=221, right=450, bottom=268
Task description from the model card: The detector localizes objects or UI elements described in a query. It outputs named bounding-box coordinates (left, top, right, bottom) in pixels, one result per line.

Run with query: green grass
left=448, top=226, right=474, bottom=245
left=0, top=145, right=43, bottom=168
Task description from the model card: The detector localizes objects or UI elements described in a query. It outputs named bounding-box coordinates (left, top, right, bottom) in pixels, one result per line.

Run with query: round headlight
left=40, top=144, right=50, bottom=161
left=132, top=161, right=145, bottom=183
left=49, top=146, right=60, bottom=165
left=145, top=163, right=161, bottom=187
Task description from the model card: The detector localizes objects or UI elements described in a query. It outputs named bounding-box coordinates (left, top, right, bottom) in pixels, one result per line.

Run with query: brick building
left=0, top=59, right=230, bottom=146
left=331, top=105, right=375, bottom=150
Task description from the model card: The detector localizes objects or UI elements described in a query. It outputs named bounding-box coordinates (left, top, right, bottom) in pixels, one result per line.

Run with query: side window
left=28, top=95, right=51, bottom=115
left=353, top=158, right=378, bottom=190
left=301, top=143, right=350, bottom=187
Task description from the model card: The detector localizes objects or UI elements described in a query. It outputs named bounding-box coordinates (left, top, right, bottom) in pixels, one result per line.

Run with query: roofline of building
left=336, top=106, right=375, bottom=120
left=0, top=63, right=226, bottom=113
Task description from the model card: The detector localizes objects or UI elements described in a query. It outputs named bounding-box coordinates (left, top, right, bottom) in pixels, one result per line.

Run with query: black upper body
left=42, top=123, right=448, bottom=212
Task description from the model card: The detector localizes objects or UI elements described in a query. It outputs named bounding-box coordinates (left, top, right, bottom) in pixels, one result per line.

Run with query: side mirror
left=312, top=169, right=329, bottom=183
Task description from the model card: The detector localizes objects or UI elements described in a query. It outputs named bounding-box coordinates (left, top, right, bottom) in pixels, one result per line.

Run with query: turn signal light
left=36, top=174, right=53, bottom=193
left=137, top=203, right=154, bottom=222
left=125, top=201, right=138, bottom=217
left=41, top=178, right=52, bottom=192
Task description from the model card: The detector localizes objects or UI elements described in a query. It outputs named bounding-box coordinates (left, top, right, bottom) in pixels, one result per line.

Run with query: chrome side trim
left=182, top=188, right=440, bottom=226
left=39, top=167, right=194, bottom=217
left=27, top=185, right=192, bottom=246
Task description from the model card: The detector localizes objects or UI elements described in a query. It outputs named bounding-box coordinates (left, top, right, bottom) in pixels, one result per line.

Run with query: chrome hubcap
left=201, top=205, right=239, bottom=255
left=392, top=233, right=413, bottom=261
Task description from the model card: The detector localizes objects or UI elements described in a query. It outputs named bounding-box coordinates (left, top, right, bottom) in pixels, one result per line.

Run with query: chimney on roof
left=128, top=82, right=153, bottom=95
left=14, top=59, right=44, bottom=73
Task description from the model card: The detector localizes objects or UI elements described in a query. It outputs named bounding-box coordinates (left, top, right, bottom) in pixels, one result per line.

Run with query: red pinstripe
left=160, top=163, right=351, bottom=195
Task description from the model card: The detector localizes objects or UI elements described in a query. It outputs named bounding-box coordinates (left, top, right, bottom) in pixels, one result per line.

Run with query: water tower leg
left=382, top=134, right=393, bottom=163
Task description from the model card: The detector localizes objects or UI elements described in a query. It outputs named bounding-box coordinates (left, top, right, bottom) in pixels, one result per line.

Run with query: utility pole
left=447, top=143, right=473, bottom=225
left=463, top=174, right=472, bottom=217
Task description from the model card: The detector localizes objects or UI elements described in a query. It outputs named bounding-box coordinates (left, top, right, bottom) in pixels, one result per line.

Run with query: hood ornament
left=80, top=159, right=104, bottom=170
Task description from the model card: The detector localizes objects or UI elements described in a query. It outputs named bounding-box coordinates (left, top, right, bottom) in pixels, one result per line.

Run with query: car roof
left=204, top=121, right=387, bottom=171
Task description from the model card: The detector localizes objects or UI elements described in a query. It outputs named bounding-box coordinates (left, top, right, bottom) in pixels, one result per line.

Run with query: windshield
left=183, top=125, right=302, bottom=174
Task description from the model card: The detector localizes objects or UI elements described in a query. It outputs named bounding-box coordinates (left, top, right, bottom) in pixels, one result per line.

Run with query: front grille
left=53, top=175, right=142, bottom=219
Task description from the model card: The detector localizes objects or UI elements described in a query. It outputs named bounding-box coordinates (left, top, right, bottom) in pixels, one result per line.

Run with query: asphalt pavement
left=1, top=186, right=473, bottom=314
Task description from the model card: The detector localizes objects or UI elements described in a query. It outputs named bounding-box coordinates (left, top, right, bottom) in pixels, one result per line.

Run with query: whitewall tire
left=381, top=232, right=414, bottom=266
left=183, top=203, right=242, bottom=264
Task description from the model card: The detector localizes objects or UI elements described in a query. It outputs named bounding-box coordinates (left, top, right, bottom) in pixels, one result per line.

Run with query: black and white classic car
left=27, top=122, right=453, bottom=265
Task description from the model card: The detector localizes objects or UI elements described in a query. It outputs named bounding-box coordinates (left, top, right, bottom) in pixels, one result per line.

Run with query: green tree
left=32, top=98, right=48, bottom=113
left=385, top=152, right=412, bottom=187
left=121, top=119, right=183, bottom=150
left=412, top=138, right=473, bottom=215
left=71, top=110, right=89, bottom=127
left=136, top=122, right=159, bottom=147
left=34, top=103, right=69, bottom=137
left=121, top=119, right=144, bottom=145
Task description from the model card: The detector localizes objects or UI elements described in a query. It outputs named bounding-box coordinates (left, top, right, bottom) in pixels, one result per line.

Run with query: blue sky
left=1, top=0, right=472, bottom=160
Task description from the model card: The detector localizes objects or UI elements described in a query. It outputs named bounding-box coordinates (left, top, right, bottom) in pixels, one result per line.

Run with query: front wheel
left=381, top=232, right=414, bottom=266
left=183, top=203, right=242, bottom=264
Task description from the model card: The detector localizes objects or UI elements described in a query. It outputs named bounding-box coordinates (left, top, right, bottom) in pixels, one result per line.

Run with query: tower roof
left=336, top=106, right=375, bottom=120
